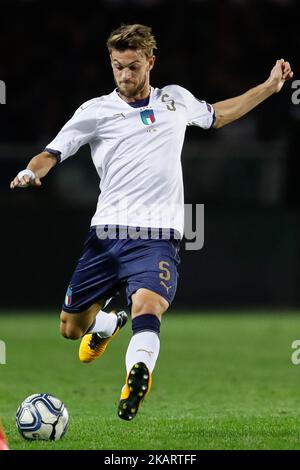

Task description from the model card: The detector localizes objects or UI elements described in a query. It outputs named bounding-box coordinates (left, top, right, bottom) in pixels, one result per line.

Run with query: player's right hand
left=10, top=169, right=41, bottom=189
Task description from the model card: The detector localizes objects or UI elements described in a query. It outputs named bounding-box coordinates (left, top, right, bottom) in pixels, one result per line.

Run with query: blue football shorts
left=62, top=226, right=181, bottom=313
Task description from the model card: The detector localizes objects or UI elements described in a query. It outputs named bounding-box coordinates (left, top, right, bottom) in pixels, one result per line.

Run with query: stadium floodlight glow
left=0, top=80, right=6, bottom=104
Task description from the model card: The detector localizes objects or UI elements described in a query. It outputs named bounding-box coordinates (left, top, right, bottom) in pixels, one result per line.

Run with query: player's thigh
left=63, top=228, right=120, bottom=313
left=60, top=300, right=104, bottom=339
left=131, top=288, right=169, bottom=320
left=60, top=228, right=120, bottom=338
left=124, top=239, right=180, bottom=320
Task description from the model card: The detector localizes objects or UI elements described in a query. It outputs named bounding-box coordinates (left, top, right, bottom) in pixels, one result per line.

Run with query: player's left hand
left=268, top=59, right=293, bottom=93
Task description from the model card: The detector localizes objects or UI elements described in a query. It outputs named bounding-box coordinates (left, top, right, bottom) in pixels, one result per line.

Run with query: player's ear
left=148, top=55, right=156, bottom=71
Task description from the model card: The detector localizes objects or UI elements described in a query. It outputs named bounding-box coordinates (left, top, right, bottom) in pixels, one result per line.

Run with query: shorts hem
left=62, top=305, right=91, bottom=314
left=127, top=285, right=173, bottom=308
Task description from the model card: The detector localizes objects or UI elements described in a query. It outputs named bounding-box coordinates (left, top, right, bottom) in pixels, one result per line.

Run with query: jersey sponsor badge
left=140, top=109, right=155, bottom=125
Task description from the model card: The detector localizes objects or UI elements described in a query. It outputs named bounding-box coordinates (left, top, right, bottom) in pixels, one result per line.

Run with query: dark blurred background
left=1, top=0, right=299, bottom=310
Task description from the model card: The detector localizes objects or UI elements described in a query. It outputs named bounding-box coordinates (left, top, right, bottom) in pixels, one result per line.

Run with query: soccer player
left=10, top=24, right=293, bottom=420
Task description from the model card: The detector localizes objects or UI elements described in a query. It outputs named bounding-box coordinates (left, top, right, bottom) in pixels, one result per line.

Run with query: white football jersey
left=46, top=85, right=214, bottom=237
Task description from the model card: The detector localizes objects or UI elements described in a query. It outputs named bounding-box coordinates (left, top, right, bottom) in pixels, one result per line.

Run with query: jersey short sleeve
left=178, top=86, right=215, bottom=129
left=45, top=98, right=99, bottom=162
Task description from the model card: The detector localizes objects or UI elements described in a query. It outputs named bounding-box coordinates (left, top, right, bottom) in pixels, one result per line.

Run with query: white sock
left=125, top=332, right=160, bottom=374
left=87, top=310, right=117, bottom=337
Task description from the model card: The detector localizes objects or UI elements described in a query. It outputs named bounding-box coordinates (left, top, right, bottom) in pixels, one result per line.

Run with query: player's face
left=110, top=49, right=155, bottom=100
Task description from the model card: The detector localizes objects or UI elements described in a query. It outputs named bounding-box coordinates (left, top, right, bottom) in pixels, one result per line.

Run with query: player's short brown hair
left=107, top=24, right=157, bottom=57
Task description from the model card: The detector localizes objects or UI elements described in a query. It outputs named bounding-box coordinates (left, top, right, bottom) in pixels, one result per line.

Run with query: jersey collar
left=113, top=86, right=155, bottom=108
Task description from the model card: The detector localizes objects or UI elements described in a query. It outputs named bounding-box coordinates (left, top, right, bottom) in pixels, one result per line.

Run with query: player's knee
left=60, top=321, right=83, bottom=340
left=60, top=311, right=85, bottom=340
left=132, top=289, right=169, bottom=317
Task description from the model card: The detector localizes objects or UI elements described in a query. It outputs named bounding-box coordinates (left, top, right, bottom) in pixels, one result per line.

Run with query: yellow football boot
left=79, top=310, right=127, bottom=363
left=118, top=362, right=152, bottom=421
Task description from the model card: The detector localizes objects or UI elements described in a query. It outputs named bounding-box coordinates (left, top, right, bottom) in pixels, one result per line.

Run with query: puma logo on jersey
left=160, top=281, right=172, bottom=294
left=113, top=113, right=126, bottom=119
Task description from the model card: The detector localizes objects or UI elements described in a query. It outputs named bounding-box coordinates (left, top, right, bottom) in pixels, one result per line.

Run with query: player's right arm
left=10, top=151, right=58, bottom=189
left=10, top=98, right=99, bottom=190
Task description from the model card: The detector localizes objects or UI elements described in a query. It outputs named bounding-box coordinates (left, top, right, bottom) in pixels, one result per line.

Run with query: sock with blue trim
left=125, top=314, right=161, bottom=374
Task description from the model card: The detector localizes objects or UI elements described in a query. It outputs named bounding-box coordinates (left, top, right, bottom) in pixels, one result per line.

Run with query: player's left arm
left=212, top=59, right=293, bottom=129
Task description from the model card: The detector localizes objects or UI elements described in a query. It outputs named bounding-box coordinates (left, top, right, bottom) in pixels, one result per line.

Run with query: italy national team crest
left=65, top=286, right=72, bottom=306
left=140, top=109, right=155, bottom=125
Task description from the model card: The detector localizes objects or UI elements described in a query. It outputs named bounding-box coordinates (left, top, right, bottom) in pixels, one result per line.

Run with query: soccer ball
left=16, top=393, right=69, bottom=441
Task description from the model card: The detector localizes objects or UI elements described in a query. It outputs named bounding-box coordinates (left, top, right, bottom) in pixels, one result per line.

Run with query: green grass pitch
left=1, top=311, right=300, bottom=450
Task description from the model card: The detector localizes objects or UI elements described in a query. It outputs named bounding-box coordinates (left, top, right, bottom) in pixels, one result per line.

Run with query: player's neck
left=118, top=85, right=151, bottom=104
